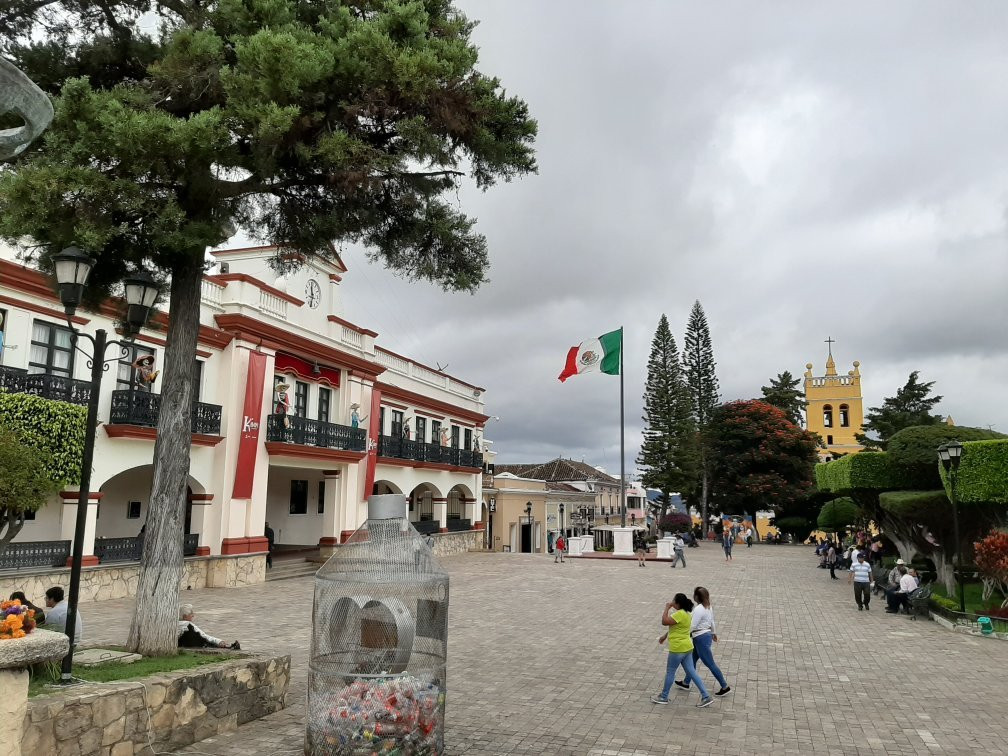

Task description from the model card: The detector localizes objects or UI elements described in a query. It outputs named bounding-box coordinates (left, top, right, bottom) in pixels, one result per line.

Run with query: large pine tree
left=761, top=371, right=807, bottom=426
left=0, top=0, right=536, bottom=655
left=682, top=300, right=720, bottom=534
left=855, top=371, right=943, bottom=450
left=636, top=315, right=696, bottom=525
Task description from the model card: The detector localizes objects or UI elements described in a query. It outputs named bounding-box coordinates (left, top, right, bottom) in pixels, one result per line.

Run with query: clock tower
left=804, top=338, right=865, bottom=460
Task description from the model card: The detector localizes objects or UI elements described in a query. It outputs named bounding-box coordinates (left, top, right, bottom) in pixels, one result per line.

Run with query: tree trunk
left=0, top=507, right=26, bottom=552
left=700, top=467, right=709, bottom=537
left=127, top=260, right=202, bottom=656
left=933, top=554, right=956, bottom=596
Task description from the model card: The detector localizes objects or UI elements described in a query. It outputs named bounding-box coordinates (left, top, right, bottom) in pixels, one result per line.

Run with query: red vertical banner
left=232, top=351, right=267, bottom=498
left=362, top=388, right=382, bottom=501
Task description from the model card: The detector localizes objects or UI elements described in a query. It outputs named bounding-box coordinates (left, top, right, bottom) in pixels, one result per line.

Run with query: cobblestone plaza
left=84, top=546, right=1008, bottom=755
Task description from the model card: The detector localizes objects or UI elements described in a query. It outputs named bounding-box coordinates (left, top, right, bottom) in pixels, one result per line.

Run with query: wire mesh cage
left=306, top=494, right=449, bottom=755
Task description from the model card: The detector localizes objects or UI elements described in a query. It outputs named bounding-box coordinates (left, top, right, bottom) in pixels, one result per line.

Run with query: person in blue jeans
left=650, top=593, right=714, bottom=708
left=675, top=586, right=731, bottom=697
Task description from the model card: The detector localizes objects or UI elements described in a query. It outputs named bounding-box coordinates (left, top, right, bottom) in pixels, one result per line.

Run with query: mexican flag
left=558, top=328, right=622, bottom=382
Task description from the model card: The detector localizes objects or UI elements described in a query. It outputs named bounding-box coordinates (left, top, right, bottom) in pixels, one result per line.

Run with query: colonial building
left=804, top=343, right=865, bottom=460
left=0, top=243, right=487, bottom=580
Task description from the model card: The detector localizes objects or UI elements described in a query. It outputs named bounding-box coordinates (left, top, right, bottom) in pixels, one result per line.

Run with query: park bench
left=906, top=583, right=933, bottom=620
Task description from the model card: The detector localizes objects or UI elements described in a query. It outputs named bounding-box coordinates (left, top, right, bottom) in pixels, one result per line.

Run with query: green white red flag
left=558, top=328, right=622, bottom=382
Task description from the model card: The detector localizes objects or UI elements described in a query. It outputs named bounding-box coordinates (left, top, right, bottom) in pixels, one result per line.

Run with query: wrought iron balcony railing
left=94, top=533, right=200, bottom=564
left=0, top=539, right=72, bottom=570
left=0, top=365, right=92, bottom=406
left=378, top=436, right=483, bottom=469
left=109, top=389, right=223, bottom=435
left=265, top=413, right=367, bottom=451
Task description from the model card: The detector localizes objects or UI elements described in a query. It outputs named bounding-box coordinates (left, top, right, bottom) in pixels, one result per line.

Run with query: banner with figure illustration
left=232, top=350, right=267, bottom=498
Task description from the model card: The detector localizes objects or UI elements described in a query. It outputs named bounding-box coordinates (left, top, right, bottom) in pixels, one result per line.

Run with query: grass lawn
left=931, top=581, right=1004, bottom=615
left=29, top=650, right=235, bottom=698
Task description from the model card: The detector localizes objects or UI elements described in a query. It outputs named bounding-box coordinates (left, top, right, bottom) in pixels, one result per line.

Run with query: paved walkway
left=78, top=545, right=1008, bottom=755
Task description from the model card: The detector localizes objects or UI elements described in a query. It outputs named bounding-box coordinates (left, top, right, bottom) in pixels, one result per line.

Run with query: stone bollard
left=0, top=629, right=69, bottom=756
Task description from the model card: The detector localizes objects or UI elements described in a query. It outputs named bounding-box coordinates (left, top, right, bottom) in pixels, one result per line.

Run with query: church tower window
left=823, top=404, right=833, bottom=428
left=839, top=404, right=850, bottom=427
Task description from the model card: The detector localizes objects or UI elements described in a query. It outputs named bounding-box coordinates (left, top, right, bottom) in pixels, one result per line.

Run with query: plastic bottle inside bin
left=307, top=493, right=449, bottom=755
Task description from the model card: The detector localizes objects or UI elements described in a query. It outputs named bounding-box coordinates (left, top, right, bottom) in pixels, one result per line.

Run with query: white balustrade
left=411, top=363, right=447, bottom=387
left=341, top=326, right=364, bottom=350
left=376, top=349, right=410, bottom=375
left=200, top=279, right=224, bottom=308
left=259, top=289, right=288, bottom=318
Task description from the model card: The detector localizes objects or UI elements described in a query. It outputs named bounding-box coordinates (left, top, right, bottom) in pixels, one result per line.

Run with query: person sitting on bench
left=885, top=567, right=919, bottom=613
left=178, top=604, right=240, bottom=649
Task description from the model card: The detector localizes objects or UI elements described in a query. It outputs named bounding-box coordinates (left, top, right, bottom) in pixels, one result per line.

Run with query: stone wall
left=0, top=554, right=266, bottom=606
left=430, top=529, right=481, bottom=558
left=22, top=652, right=290, bottom=756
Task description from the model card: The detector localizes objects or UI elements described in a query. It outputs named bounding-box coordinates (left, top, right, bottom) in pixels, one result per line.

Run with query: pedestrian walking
left=670, top=534, right=686, bottom=568
left=635, top=532, right=647, bottom=567
left=675, top=587, right=731, bottom=697
left=848, top=551, right=872, bottom=610
left=554, top=534, right=566, bottom=564
left=264, top=522, right=275, bottom=569
left=721, top=530, right=733, bottom=562
left=745, top=526, right=754, bottom=548
left=827, top=542, right=838, bottom=580
left=650, top=593, right=714, bottom=708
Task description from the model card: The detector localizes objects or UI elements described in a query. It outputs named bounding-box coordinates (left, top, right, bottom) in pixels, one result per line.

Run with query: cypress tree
left=682, top=300, right=720, bottom=534
left=761, top=371, right=807, bottom=426
left=636, top=315, right=696, bottom=526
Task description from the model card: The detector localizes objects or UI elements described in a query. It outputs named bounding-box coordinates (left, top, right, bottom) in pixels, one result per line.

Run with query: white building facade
left=0, top=244, right=487, bottom=576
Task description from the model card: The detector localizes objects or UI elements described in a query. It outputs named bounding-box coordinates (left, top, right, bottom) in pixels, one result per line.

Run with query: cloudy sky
left=327, top=2, right=1008, bottom=474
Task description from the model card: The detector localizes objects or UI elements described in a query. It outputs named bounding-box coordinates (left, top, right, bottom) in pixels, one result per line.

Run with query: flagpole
left=620, top=326, right=626, bottom=529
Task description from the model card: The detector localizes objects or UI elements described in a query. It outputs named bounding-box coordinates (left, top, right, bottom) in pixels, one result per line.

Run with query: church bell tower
left=804, top=338, right=864, bottom=460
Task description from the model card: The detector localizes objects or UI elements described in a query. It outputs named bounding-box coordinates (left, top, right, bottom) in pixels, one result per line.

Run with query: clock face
left=305, top=279, right=321, bottom=308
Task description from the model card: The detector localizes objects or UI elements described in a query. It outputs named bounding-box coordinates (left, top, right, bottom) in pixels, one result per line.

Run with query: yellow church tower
left=804, top=338, right=864, bottom=460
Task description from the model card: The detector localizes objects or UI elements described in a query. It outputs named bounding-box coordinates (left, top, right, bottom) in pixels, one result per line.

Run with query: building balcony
left=0, top=365, right=92, bottom=406
left=109, top=389, right=223, bottom=435
left=265, top=413, right=366, bottom=451
left=377, top=436, right=483, bottom=469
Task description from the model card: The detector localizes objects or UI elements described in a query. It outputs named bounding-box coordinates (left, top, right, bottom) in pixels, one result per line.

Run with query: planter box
left=21, top=652, right=290, bottom=755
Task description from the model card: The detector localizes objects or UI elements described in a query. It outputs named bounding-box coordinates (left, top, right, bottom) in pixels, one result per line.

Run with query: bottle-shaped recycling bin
left=306, top=494, right=449, bottom=755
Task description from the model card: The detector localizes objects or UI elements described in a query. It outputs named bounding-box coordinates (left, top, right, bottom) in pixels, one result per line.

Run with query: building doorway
left=520, top=520, right=533, bottom=553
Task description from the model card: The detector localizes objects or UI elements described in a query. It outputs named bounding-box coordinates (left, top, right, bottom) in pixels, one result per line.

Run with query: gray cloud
left=310, top=2, right=1008, bottom=471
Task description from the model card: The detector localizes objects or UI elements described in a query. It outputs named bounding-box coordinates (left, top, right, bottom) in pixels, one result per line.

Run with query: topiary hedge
left=940, top=439, right=1008, bottom=505
left=878, top=490, right=950, bottom=520
left=815, top=452, right=912, bottom=494
left=0, top=391, right=86, bottom=485
left=888, top=425, right=1006, bottom=490
left=816, top=497, right=862, bottom=531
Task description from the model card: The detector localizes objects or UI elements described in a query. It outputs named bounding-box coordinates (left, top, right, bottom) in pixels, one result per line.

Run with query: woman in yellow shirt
left=651, top=593, right=713, bottom=708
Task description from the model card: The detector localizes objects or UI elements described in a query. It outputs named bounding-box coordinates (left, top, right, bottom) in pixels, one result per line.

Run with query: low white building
left=0, top=243, right=488, bottom=579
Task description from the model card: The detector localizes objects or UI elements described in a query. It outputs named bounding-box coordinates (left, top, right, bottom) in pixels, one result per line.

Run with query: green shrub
left=940, top=439, right=1008, bottom=504
left=931, top=595, right=959, bottom=612
left=816, top=497, right=862, bottom=531
left=815, top=452, right=911, bottom=494
left=0, top=391, right=86, bottom=485
left=878, top=490, right=950, bottom=520
left=888, top=425, right=1006, bottom=490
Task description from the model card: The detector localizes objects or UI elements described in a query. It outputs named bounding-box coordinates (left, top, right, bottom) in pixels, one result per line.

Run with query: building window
left=839, top=404, right=849, bottom=427
left=827, top=434, right=834, bottom=446
left=294, top=381, right=308, bottom=418
left=451, top=425, right=460, bottom=449
left=823, top=404, right=833, bottom=428
left=0, top=308, right=8, bottom=364
left=317, top=480, right=325, bottom=514
left=464, top=428, right=473, bottom=451
left=193, top=360, right=204, bottom=401
left=431, top=420, right=441, bottom=445
left=379, top=407, right=386, bottom=435
left=126, top=501, right=142, bottom=519
left=318, top=387, right=331, bottom=424
left=447, top=492, right=463, bottom=520
left=23, top=508, right=35, bottom=521
left=418, top=493, right=433, bottom=521
left=391, top=410, right=404, bottom=438
left=415, top=416, right=426, bottom=444
left=116, top=344, right=156, bottom=391
left=29, top=320, right=74, bottom=378
left=289, top=480, right=308, bottom=514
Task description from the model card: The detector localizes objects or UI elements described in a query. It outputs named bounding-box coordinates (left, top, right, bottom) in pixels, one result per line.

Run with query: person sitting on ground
left=885, top=566, right=920, bottom=613
left=9, top=591, right=45, bottom=625
left=44, top=586, right=83, bottom=643
left=178, top=604, right=240, bottom=649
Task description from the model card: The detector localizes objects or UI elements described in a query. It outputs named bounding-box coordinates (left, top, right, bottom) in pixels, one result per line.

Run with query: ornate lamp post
left=559, top=502, right=565, bottom=540
left=51, top=246, right=159, bottom=681
left=937, top=441, right=966, bottom=614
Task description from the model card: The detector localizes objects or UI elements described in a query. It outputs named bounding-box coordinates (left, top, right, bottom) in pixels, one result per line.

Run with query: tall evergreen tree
left=682, top=300, right=720, bottom=534
left=636, top=315, right=696, bottom=525
left=0, top=0, right=536, bottom=655
left=761, top=371, right=807, bottom=426
left=855, top=371, right=943, bottom=450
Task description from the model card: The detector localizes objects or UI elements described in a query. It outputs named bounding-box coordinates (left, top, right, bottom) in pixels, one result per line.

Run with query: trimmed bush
left=0, top=391, right=86, bottom=485
left=940, top=439, right=1008, bottom=505
left=815, top=452, right=911, bottom=494
left=817, top=497, right=862, bottom=531
left=888, top=425, right=1006, bottom=490
left=878, top=490, right=950, bottom=520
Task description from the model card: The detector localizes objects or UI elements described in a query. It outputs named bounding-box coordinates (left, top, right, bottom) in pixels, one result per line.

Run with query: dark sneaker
left=650, top=695, right=669, bottom=705
left=697, top=697, right=714, bottom=708
left=865, top=604, right=870, bottom=611
left=715, top=686, right=731, bottom=697
left=858, top=606, right=863, bottom=611
left=674, top=680, right=690, bottom=691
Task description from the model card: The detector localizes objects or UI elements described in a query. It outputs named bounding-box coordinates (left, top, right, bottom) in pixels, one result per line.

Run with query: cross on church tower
left=824, top=336, right=835, bottom=357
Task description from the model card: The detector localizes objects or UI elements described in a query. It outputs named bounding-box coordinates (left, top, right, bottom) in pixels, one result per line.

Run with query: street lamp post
left=559, top=502, right=565, bottom=540
left=51, top=246, right=159, bottom=682
left=937, top=441, right=966, bottom=614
